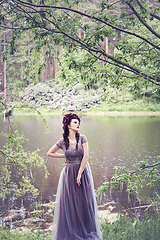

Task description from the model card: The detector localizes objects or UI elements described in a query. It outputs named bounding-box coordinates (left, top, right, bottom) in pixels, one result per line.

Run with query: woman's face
left=68, top=118, right=80, bottom=132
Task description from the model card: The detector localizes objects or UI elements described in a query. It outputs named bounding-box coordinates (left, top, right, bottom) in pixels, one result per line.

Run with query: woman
left=47, top=113, right=102, bottom=240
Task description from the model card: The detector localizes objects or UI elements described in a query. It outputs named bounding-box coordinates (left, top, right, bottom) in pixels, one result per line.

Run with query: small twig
left=126, top=203, right=154, bottom=211
left=131, top=161, right=160, bottom=175
left=0, top=150, right=13, bottom=159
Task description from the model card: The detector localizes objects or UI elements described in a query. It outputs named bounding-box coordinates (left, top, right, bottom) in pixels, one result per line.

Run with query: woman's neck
left=68, top=130, right=76, bottom=141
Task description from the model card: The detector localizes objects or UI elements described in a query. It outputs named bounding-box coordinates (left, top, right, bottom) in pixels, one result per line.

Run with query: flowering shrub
left=20, top=82, right=102, bottom=111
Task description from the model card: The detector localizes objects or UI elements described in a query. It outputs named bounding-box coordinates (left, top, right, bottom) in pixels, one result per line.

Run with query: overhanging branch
left=136, top=0, right=160, bottom=21
left=10, top=0, right=160, bottom=50
left=131, top=161, right=160, bottom=175
left=126, top=1, right=160, bottom=39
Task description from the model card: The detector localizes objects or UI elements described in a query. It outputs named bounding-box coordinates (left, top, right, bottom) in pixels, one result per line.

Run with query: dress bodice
left=56, top=135, right=87, bottom=162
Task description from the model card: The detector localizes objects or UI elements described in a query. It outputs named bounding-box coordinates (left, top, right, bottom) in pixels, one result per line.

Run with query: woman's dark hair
left=62, top=114, right=80, bottom=150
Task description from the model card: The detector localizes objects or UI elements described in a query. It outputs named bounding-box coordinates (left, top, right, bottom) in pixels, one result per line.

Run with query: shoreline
left=9, top=109, right=160, bottom=117
left=86, top=111, right=160, bottom=116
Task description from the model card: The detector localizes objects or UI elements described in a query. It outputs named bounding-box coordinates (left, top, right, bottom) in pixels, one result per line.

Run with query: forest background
left=0, top=0, right=160, bottom=239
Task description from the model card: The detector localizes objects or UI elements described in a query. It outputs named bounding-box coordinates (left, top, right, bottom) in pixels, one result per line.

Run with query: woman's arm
left=47, top=144, right=65, bottom=158
left=76, top=141, right=89, bottom=186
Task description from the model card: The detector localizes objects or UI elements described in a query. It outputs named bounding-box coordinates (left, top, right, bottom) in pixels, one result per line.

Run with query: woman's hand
left=76, top=173, right=81, bottom=186
left=76, top=142, right=89, bottom=187
left=64, top=156, right=66, bottom=166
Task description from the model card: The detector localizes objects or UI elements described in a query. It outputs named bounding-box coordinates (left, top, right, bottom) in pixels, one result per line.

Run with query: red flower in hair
left=62, top=113, right=80, bottom=126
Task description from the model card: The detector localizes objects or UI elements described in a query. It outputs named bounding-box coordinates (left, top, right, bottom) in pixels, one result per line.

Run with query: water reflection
left=0, top=115, right=160, bottom=210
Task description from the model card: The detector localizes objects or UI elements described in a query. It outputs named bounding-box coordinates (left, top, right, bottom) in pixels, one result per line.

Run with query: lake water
left=0, top=114, right=160, bottom=210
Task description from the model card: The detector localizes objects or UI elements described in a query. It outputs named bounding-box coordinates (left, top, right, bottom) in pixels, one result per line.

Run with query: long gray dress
left=52, top=135, right=102, bottom=240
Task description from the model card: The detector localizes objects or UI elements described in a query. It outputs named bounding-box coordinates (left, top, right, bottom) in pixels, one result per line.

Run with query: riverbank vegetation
left=11, top=100, right=160, bottom=116
left=0, top=214, right=160, bottom=240
left=3, top=79, right=160, bottom=116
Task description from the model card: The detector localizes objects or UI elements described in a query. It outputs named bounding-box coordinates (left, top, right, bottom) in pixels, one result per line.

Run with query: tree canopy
left=0, top=0, right=160, bottom=89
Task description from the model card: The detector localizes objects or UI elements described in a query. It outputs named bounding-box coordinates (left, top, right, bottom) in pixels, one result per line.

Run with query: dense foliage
left=56, top=49, right=110, bottom=89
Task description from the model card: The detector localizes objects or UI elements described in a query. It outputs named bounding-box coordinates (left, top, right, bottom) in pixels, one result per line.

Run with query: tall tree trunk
left=105, top=37, right=108, bottom=54
left=4, top=33, right=7, bottom=101
left=105, top=4, right=108, bottom=54
left=54, top=47, right=58, bottom=78
left=0, top=44, right=2, bottom=91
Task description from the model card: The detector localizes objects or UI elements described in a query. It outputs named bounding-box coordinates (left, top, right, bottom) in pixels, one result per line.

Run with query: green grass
left=101, top=215, right=160, bottom=240
left=11, top=106, right=62, bottom=116
left=0, top=230, right=51, bottom=240
left=89, top=100, right=160, bottom=112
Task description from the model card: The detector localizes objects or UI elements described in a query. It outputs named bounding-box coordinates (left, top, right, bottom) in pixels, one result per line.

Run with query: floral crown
left=62, top=113, right=81, bottom=126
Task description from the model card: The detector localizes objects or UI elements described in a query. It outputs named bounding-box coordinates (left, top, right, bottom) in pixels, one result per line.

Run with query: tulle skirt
left=52, top=162, right=102, bottom=240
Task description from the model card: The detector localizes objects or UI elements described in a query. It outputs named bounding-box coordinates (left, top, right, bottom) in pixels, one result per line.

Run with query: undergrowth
left=0, top=215, right=160, bottom=240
